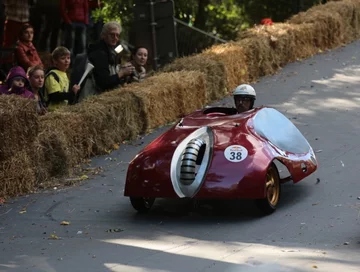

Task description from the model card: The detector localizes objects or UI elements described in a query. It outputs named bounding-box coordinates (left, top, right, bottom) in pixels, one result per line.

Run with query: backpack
left=40, top=67, right=61, bottom=106
left=70, top=52, right=98, bottom=103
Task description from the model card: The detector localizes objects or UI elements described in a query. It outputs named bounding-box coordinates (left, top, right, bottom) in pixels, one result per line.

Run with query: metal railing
left=174, top=18, right=227, bottom=57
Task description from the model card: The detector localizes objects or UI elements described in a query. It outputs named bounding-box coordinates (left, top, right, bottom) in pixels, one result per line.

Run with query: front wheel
left=255, top=163, right=281, bottom=215
left=130, top=197, right=155, bottom=213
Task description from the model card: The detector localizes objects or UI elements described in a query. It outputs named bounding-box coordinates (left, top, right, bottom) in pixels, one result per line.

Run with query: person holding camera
left=88, top=21, right=134, bottom=93
left=126, top=46, right=148, bottom=83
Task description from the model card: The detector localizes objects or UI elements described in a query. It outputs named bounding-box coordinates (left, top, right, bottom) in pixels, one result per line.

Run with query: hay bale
left=202, top=42, right=249, bottom=93
left=288, top=0, right=360, bottom=47
left=238, top=23, right=319, bottom=66
left=0, top=95, right=38, bottom=161
left=34, top=112, right=93, bottom=180
left=0, top=96, right=39, bottom=198
left=232, top=36, right=277, bottom=81
left=129, top=71, right=206, bottom=130
left=161, top=54, right=226, bottom=103
left=61, top=89, right=145, bottom=154
left=0, top=151, right=36, bottom=198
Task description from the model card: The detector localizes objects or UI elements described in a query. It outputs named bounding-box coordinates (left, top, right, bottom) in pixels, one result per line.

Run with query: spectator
left=60, top=0, right=89, bottom=58
left=88, top=21, right=134, bottom=93
left=87, top=0, right=102, bottom=44
left=44, top=46, right=80, bottom=111
left=0, top=66, right=34, bottom=98
left=127, top=46, right=148, bottom=83
left=27, top=65, right=47, bottom=114
left=3, top=0, right=30, bottom=48
left=15, top=24, right=43, bottom=71
left=0, top=0, right=5, bottom=46
left=31, top=0, right=61, bottom=52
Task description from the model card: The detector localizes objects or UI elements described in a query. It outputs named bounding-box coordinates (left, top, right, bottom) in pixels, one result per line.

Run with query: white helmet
left=232, top=84, right=256, bottom=99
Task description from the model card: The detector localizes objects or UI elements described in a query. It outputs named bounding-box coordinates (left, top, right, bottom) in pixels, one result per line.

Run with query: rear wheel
left=256, top=163, right=281, bottom=215
left=130, top=197, right=155, bottom=213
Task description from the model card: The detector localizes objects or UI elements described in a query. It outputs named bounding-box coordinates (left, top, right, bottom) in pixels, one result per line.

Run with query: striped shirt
left=4, top=0, right=30, bottom=22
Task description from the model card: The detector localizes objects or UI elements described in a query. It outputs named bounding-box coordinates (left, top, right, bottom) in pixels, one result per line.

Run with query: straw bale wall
left=2, top=0, right=360, bottom=198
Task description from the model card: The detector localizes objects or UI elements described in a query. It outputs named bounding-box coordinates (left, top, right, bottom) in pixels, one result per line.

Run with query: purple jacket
left=0, top=66, right=34, bottom=99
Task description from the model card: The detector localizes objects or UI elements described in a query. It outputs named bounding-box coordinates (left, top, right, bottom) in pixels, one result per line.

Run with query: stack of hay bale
left=1, top=0, right=359, bottom=198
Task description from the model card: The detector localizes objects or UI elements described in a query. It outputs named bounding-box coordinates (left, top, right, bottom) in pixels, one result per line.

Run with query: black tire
left=255, top=163, right=281, bottom=215
left=130, top=197, right=155, bottom=213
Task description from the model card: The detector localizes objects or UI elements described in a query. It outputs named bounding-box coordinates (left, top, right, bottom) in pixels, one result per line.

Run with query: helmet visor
left=234, top=95, right=253, bottom=112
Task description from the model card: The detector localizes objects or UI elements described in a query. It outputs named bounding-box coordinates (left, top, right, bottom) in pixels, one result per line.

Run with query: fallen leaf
left=106, top=228, right=124, bottom=233
left=0, top=198, right=5, bottom=204
left=312, top=265, right=318, bottom=269
left=60, top=221, right=70, bottom=226
left=312, top=203, right=319, bottom=206
left=104, top=149, right=111, bottom=154
left=80, top=175, right=89, bottom=180
left=48, top=234, right=59, bottom=240
left=19, top=210, right=26, bottom=214
left=113, top=143, right=120, bottom=150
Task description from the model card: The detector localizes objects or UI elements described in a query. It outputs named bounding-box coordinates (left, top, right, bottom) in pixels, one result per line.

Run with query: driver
left=233, top=84, right=256, bottom=113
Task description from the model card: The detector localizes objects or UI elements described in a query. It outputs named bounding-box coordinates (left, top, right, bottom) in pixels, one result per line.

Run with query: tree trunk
left=194, top=0, right=210, bottom=29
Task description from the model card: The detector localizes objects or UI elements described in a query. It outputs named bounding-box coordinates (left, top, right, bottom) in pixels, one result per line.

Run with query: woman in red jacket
left=14, top=24, right=43, bottom=71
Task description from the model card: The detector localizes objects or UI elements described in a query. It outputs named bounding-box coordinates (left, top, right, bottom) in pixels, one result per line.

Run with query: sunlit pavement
left=1, top=41, right=360, bottom=272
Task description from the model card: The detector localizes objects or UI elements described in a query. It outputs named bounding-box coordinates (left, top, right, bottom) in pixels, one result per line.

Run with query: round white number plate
left=224, top=145, right=248, bottom=162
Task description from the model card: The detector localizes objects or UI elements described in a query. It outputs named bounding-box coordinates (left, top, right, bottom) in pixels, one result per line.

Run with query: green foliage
left=206, top=1, right=248, bottom=40
left=240, top=0, right=323, bottom=25
left=94, top=0, right=323, bottom=41
left=91, top=0, right=134, bottom=38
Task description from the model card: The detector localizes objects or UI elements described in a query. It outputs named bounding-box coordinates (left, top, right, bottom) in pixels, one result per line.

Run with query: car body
left=124, top=106, right=318, bottom=214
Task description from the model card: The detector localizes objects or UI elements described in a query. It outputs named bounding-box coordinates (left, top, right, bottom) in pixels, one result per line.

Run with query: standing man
left=60, top=0, right=89, bottom=58
left=3, top=0, right=30, bottom=48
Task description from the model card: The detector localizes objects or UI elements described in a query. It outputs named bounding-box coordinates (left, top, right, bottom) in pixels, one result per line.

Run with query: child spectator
left=15, top=24, right=43, bottom=71
left=44, top=46, right=80, bottom=111
left=0, top=66, right=34, bottom=98
left=127, top=46, right=148, bottom=83
left=27, top=65, right=47, bottom=114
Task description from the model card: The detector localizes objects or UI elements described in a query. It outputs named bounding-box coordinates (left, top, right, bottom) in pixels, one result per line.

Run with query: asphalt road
left=1, top=40, right=360, bottom=272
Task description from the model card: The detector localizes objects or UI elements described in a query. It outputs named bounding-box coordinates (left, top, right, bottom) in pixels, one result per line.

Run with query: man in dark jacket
left=88, top=21, right=134, bottom=92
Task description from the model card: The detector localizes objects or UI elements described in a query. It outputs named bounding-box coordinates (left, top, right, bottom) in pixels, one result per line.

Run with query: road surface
left=1, top=41, right=360, bottom=272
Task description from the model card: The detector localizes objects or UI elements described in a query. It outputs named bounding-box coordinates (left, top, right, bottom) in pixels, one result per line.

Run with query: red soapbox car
left=124, top=106, right=318, bottom=215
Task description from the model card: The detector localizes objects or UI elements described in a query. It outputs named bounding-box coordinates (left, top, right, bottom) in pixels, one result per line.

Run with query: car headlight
left=170, top=127, right=213, bottom=198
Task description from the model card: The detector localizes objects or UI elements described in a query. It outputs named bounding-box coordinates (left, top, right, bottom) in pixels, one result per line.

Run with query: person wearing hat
left=0, top=66, right=34, bottom=99
left=232, top=84, right=256, bottom=113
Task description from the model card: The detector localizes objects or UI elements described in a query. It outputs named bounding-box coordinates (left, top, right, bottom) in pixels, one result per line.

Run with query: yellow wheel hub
left=266, top=167, right=280, bottom=206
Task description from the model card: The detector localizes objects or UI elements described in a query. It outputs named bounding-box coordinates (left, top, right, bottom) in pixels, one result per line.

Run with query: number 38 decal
left=224, top=145, right=248, bottom=162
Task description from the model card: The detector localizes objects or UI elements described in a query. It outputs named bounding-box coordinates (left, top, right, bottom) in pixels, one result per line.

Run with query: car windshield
left=253, top=108, right=311, bottom=154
